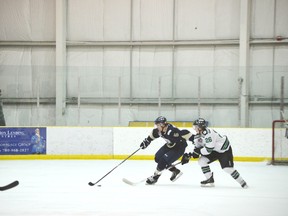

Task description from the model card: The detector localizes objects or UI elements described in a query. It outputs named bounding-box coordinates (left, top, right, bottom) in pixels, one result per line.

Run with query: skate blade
left=242, top=184, right=248, bottom=189
left=171, top=172, right=183, bottom=182
left=145, top=181, right=157, bottom=185
left=201, top=183, right=215, bottom=187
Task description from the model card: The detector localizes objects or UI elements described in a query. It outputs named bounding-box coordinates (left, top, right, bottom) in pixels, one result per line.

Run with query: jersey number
left=205, top=137, right=212, bottom=143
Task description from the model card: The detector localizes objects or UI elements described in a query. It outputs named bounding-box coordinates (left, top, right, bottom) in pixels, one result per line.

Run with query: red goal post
left=272, top=120, right=288, bottom=165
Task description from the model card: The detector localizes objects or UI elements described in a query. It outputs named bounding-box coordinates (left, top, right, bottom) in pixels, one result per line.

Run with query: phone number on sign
left=0, top=148, right=30, bottom=153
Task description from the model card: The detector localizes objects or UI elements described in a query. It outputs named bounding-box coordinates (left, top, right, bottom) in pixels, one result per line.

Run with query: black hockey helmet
left=193, top=118, right=207, bottom=130
left=154, top=116, right=167, bottom=126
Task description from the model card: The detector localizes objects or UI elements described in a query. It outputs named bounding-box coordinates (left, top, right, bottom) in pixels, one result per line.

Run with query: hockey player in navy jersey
left=140, top=116, right=194, bottom=185
left=181, top=118, right=248, bottom=188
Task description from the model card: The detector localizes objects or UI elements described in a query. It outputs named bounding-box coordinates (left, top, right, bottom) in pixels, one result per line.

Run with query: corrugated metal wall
left=0, top=0, right=287, bottom=127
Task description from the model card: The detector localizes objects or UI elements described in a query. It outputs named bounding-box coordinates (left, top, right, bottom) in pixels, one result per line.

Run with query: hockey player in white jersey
left=181, top=118, right=248, bottom=189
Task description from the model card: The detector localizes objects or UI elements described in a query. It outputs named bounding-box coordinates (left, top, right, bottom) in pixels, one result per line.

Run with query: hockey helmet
left=154, top=116, right=167, bottom=126
left=193, top=118, right=207, bottom=130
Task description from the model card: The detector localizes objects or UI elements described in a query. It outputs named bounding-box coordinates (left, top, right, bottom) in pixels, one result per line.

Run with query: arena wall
left=0, top=127, right=271, bottom=162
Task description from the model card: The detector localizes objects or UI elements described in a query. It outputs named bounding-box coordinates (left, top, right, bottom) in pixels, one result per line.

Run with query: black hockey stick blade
left=88, top=182, right=96, bottom=186
left=0, top=181, right=19, bottom=191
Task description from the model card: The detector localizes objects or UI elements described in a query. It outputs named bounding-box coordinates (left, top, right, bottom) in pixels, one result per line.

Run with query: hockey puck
left=97, top=185, right=101, bottom=187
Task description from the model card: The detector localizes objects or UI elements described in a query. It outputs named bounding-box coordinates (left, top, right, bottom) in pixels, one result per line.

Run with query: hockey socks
left=224, top=167, right=248, bottom=189
left=201, top=166, right=214, bottom=187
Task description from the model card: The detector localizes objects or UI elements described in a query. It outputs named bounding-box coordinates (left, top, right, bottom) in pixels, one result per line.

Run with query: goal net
left=272, top=120, right=288, bottom=165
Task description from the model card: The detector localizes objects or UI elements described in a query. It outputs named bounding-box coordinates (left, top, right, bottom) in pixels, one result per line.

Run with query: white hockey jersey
left=194, top=128, right=230, bottom=155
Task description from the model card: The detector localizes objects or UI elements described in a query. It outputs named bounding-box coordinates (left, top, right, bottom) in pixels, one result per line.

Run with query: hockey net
left=272, top=120, right=288, bottom=165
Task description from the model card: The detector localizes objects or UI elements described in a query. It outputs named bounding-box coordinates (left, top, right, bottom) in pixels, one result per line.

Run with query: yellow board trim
left=0, top=155, right=271, bottom=162
left=129, top=121, right=193, bottom=127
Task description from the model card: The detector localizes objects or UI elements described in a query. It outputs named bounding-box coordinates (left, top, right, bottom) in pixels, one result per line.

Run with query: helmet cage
left=193, top=118, right=207, bottom=130
left=154, top=116, right=167, bottom=127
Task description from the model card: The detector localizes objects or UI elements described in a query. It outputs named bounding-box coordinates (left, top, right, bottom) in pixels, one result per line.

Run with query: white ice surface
left=1, top=160, right=288, bottom=216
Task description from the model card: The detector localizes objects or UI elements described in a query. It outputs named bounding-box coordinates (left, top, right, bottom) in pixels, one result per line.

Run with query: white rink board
left=113, top=127, right=272, bottom=157
left=47, top=127, right=113, bottom=155
left=45, top=127, right=272, bottom=158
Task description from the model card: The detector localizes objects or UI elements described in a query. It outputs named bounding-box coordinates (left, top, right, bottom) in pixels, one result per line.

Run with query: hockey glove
left=188, top=134, right=195, bottom=143
left=181, top=153, right=192, bottom=165
left=192, top=147, right=201, bottom=158
left=140, top=138, right=151, bottom=149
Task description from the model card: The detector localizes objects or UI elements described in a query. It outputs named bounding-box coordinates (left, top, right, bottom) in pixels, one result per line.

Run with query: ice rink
left=1, top=159, right=288, bottom=216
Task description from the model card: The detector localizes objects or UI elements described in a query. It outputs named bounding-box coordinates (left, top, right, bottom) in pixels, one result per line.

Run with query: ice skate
left=241, top=181, right=248, bottom=189
left=201, top=173, right=215, bottom=187
left=146, top=174, right=161, bottom=185
left=169, top=167, right=183, bottom=182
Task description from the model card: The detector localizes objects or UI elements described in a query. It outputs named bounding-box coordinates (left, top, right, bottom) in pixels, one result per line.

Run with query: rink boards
left=0, top=126, right=275, bottom=161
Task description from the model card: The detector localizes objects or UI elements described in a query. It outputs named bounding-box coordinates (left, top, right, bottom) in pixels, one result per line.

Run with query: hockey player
left=140, top=116, right=194, bottom=185
left=181, top=118, right=248, bottom=189
left=31, top=128, right=46, bottom=154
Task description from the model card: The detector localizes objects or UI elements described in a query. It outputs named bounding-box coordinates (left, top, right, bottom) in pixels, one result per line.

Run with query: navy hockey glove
left=181, top=153, right=192, bottom=165
left=140, top=138, right=151, bottom=149
left=192, top=147, right=201, bottom=158
left=188, top=134, right=195, bottom=143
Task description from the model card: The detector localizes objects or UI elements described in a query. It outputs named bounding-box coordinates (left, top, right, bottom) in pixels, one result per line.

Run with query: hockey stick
left=122, top=177, right=146, bottom=186
left=281, top=111, right=288, bottom=139
left=88, top=147, right=141, bottom=186
left=122, top=161, right=182, bottom=186
left=281, top=111, right=288, bottom=123
left=0, top=180, right=19, bottom=191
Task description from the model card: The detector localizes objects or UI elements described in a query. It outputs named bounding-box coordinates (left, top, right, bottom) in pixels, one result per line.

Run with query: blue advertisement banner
left=0, top=128, right=46, bottom=155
